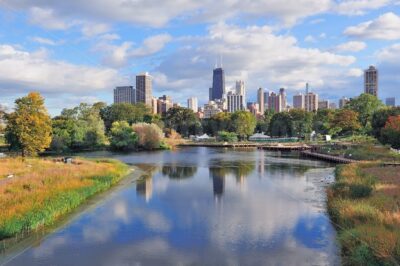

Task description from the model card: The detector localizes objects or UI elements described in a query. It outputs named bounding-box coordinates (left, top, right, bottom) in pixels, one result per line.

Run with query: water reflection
left=2, top=148, right=339, bottom=266
left=161, top=165, right=197, bottom=179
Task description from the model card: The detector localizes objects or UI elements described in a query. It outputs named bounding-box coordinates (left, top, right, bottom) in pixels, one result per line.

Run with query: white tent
left=195, top=134, right=211, bottom=141
left=249, top=133, right=271, bottom=141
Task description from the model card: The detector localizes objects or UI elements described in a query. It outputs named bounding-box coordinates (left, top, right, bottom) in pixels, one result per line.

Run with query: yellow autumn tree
left=5, top=92, right=52, bottom=156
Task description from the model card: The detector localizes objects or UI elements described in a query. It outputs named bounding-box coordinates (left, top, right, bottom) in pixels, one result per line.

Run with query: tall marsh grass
left=0, top=157, right=128, bottom=239
left=328, top=163, right=400, bottom=265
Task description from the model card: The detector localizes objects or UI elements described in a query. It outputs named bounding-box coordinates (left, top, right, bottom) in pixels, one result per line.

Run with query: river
left=1, top=147, right=340, bottom=265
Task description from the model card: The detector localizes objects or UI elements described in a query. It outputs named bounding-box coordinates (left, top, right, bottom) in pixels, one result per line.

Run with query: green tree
left=289, top=109, right=314, bottom=138
left=100, top=103, right=151, bottom=131
left=164, top=107, right=201, bottom=137
left=5, top=92, right=52, bottom=156
left=217, top=131, right=238, bottom=142
left=331, top=109, right=361, bottom=136
left=231, top=111, right=256, bottom=140
left=110, top=121, right=138, bottom=151
left=256, top=109, right=275, bottom=134
left=203, top=112, right=233, bottom=136
left=313, top=109, right=335, bottom=135
left=269, top=112, right=292, bottom=137
left=345, top=93, right=383, bottom=131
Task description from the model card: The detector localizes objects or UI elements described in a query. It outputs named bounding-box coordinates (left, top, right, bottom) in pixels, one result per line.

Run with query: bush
left=109, top=121, right=138, bottom=151
left=350, top=184, right=373, bottom=198
left=132, top=123, right=164, bottom=150
left=217, top=131, right=238, bottom=142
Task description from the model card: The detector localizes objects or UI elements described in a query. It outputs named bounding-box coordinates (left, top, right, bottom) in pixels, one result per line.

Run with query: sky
left=0, top=0, right=399, bottom=115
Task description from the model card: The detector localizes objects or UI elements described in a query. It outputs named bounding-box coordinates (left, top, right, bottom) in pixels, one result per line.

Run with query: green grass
left=0, top=158, right=129, bottom=240
left=328, top=163, right=400, bottom=265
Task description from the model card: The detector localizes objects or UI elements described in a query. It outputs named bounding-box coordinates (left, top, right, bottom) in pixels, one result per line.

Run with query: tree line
left=1, top=92, right=400, bottom=156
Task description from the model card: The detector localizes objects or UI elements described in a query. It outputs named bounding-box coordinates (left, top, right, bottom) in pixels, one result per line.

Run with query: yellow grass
left=0, top=157, right=128, bottom=239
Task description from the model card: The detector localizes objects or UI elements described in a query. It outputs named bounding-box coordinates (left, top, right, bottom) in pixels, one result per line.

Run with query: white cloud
left=335, top=0, right=392, bottom=15
left=344, top=12, right=400, bottom=40
left=335, top=41, right=367, bottom=52
left=81, top=23, right=111, bottom=37
left=347, top=68, right=364, bottom=76
left=304, top=35, right=317, bottom=43
left=95, top=34, right=172, bottom=68
left=28, top=7, right=73, bottom=30
left=0, top=44, right=124, bottom=95
left=30, top=37, right=63, bottom=46
left=2, top=0, right=332, bottom=28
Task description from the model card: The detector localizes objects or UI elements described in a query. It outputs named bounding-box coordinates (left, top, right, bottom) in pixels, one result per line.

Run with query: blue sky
left=0, top=0, right=399, bottom=115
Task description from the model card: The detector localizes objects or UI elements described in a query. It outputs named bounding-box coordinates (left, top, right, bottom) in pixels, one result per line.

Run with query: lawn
left=0, top=157, right=129, bottom=239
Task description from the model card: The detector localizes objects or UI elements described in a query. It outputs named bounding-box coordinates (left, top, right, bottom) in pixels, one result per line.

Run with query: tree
left=5, top=92, right=52, bottom=156
left=217, top=131, right=238, bottom=142
left=371, top=107, right=400, bottom=141
left=110, top=121, right=138, bottom=151
left=231, top=111, right=256, bottom=140
left=203, top=112, right=233, bottom=136
left=164, top=107, right=201, bottom=137
left=345, top=93, right=383, bottom=131
left=313, top=109, right=335, bottom=135
left=269, top=112, right=292, bottom=137
left=100, top=103, right=151, bottom=131
left=288, top=109, right=314, bottom=138
left=331, top=109, right=361, bottom=136
left=380, top=115, right=400, bottom=148
left=255, top=109, right=274, bottom=134
left=132, top=123, right=164, bottom=150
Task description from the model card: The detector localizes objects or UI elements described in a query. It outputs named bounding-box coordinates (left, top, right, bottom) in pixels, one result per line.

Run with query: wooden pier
left=300, top=151, right=358, bottom=164
left=258, top=145, right=311, bottom=151
left=179, top=143, right=260, bottom=148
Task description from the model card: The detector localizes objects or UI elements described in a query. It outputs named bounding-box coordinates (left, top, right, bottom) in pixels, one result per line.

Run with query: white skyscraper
left=187, top=97, right=198, bottom=112
left=227, top=91, right=244, bottom=113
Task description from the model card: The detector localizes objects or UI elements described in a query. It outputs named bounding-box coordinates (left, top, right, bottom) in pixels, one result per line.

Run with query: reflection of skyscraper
left=257, top=150, right=265, bottom=178
left=209, top=168, right=225, bottom=198
left=136, top=176, right=153, bottom=202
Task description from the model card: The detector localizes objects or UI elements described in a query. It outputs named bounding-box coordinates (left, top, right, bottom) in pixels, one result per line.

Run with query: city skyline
left=1, top=2, right=400, bottom=114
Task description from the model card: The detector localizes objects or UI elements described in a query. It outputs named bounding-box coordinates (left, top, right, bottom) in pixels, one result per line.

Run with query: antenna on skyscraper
left=215, top=58, right=217, bottom=69
left=220, top=54, right=223, bottom=68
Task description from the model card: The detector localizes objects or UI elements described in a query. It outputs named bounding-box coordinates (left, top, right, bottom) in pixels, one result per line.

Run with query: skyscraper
left=305, top=92, right=319, bottom=112
left=136, top=72, right=152, bottom=106
left=114, top=86, right=136, bottom=104
left=364, top=66, right=378, bottom=97
left=386, top=97, right=395, bottom=107
left=210, top=67, right=225, bottom=101
left=318, top=99, right=330, bottom=110
left=268, top=92, right=282, bottom=113
left=339, top=97, right=350, bottom=108
left=187, top=97, right=198, bottom=112
left=227, top=91, right=244, bottom=113
left=293, top=93, right=305, bottom=109
left=235, top=80, right=246, bottom=108
left=257, top=88, right=264, bottom=114
left=279, top=88, right=287, bottom=111
left=264, top=91, right=271, bottom=111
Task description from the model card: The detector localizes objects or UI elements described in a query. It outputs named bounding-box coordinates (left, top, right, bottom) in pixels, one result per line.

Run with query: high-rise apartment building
left=257, top=88, right=264, bottom=114
left=305, top=92, right=318, bottom=112
left=364, top=66, right=378, bottom=97
left=114, top=86, right=136, bottom=104
left=136, top=72, right=152, bottom=106
left=386, top=97, right=395, bottom=107
left=227, top=91, right=244, bottom=113
left=203, top=101, right=223, bottom=118
left=339, top=97, right=350, bottom=108
left=268, top=92, right=282, bottom=113
left=264, top=91, right=271, bottom=111
left=293, top=93, right=305, bottom=109
left=318, top=100, right=330, bottom=110
left=187, top=97, right=198, bottom=112
left=210, top=67, right=225, bottom=101
left=235, top=80, right=246, bottom=108
left=279, top=88, right=287, bottom=111
left=157, top=95, right=173, bottom=114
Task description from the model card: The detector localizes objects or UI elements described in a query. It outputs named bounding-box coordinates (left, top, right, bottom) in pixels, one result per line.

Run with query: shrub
left=132, top=123, right=163, bottom=150
left=217, top=131, right=238, bottom=142
left=350, top=184, right=373, bottom=198
left=109, top=121, right=138, bottom=151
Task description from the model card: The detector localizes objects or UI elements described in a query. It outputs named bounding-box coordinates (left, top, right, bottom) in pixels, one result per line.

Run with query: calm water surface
left=1, top=147, right=340, bottom=266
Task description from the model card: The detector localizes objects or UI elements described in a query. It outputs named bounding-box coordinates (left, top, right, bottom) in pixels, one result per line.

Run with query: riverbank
left=0, top=157, right=129, bottom=240
left=327, top=162, right=400, bottom=265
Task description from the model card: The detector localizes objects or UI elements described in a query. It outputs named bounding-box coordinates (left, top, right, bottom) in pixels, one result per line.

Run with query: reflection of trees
left=263, top=164, right=310, bottom=175
left=161, top=165, right=197, bottom=179
left=134, top=163, right=160, bottom=176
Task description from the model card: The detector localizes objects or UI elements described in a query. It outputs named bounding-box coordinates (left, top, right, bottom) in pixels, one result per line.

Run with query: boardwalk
left=300, top=151, right=358, bottom=164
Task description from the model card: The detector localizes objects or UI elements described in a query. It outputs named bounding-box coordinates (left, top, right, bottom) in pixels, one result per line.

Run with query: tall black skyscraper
left=210, top=67, right=225, bottom=101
